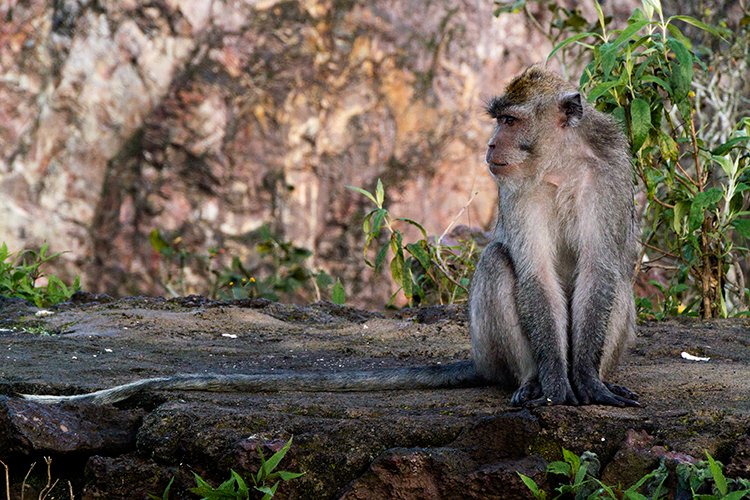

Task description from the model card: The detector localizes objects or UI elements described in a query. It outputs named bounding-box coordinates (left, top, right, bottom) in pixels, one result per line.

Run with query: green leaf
left=371, top=208, right=387, bottom=238
left=673, top=201, right=689, bottom=234
left=668, top=15, right=730, bottom=40
left=731, top=219, right=750, bottom=239
left=705, top=452, right=727, bottom=496
left=263, top=437, right=294, bottom=475
left=346, top=185, right=379, bottom=206
left=406, top=242, right=431, bottom=271
left=599, top=42, right=617, bottom=77
left=724, top=490, right=750, bottom=500
left=374, top=242, right=390, bottom=272
left=689, top=188, right=723, bottom=231
left=630, top=98, right=651, bottom=151
left=231, top=470, right=249, bottom=497
left=611, top=18, right=650, bottom=49
left=277, top=471, right=305, bottom=481
left=594, top=1, right=606, bottom=34
left=573, top=462, right=588, bottom=486
left=713, top=155, right=736, bottom=178
left=375, top=179, right=385, bottom=207
left=493, top=0, right=527, bottom=15
left=623, top=492, right=648, bottom=500
left=517, top=472, right=545, bottom=499
left=548, top=32, right=599, bottom=61
left=641, top=74, right=672, bottom=94
left=657, top=132, right=679, bottom=161
left=667, top=38, right=693, bottom=102
left=711, top=136, right=750, bottom=156
left=332, top=279, right=346, bottom=305
left=587, top=80, right=621, bottom=102
left=396, top=217, right=428, bottom=239
left=402, top=265, right=414, bottom=301
left=546, top=460, right=571, bottom=477
left=149, top=229, right=170, bottom=253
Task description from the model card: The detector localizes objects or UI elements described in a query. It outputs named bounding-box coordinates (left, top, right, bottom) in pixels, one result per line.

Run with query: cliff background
left=1, top=0, right=639, bottom=307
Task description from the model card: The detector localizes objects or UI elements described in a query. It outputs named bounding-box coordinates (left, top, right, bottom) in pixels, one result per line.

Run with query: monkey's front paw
left=604, top=382, right=639, bottom=402
left=510, top=379, right=542, bottom=406
left=517, top=381, right=578, bottom=407
left=575, top=378, right=640, bottom=407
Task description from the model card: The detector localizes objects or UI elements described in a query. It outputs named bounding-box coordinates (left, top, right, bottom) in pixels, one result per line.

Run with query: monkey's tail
left=20, top=360, right=485, bottom=405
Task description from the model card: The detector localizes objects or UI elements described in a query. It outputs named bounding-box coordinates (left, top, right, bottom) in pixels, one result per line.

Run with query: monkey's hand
left=513, top=378, right=579, bottom=407
left=573, top=375, right=640, bottom=407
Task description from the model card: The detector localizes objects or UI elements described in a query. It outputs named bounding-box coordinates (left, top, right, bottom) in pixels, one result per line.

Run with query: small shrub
left=0, top=243, right=80, bottom=308
left=348, top=179, right=479, bottom=307
left=187, top=437, right=303, bottom=500
left=149, top=227, right=344, bottom=304
left=519, top=448, right=750, bottom=499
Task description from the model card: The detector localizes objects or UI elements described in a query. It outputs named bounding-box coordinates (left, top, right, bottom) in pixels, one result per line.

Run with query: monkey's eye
left=498, top=115, right=517, bottom=126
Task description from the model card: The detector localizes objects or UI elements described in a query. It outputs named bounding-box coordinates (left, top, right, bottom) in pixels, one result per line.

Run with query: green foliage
left=147, top=477, right=174, bottom=500
left=0, top=243, right=80, bottom=308
left=149, top=227, right=343, bottom=304
left=520, top=448, right=749, bottom=499
left=348, top=179, right=479, bottom=307
left=188, top=437, right=303, bottom=500
left=497, top=0, right=750, bottom=318
left=677, top=452, right=750, bottom=499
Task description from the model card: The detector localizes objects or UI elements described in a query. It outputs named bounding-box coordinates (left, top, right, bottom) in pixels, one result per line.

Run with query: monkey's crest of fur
left=487, top=65, right=576, bottom=117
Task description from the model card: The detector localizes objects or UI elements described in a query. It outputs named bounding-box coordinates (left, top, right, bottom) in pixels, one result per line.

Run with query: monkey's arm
left=570, top=249, right=639, bottom=407
left=513, top=247, right=579, bottom=406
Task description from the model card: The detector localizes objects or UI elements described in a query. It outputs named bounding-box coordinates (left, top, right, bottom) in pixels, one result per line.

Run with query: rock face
left=0, top=297, right=749, bottom=498
left=0, top=0, right=603, bottom=306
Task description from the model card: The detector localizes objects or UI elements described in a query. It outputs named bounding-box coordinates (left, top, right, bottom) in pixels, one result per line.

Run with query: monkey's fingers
left=604, top=382, right=639, bottom=401
left=521, top=391, right=579, bottom=407
left=577, top=383, right=641, bottom=407
left=510, top=379, right=542, bottom=407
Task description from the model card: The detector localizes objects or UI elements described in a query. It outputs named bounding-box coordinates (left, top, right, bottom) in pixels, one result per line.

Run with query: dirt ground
left=0, top=293, right=749, bottom=499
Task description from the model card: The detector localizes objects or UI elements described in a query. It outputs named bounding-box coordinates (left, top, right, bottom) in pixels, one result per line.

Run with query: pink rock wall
left=0, top=0, right=620, bottom=306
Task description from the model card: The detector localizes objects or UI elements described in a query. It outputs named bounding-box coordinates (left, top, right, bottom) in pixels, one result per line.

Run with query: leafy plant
left=520, top=448, right=749, bottom=499
left=677, top=452, right=750, bottom=499
left=189, top=437, right=304, bottom=500
left=497, top=0, right=750, bottom=318
left=0, top=243, right=80, bottom=308
left=348, top=179, right=479, bottom=307
left=149, top=227, right=344, bottom=304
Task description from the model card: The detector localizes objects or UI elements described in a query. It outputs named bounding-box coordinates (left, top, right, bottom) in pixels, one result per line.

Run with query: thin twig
left=640, top=239, right=680, bottom=261
left=0, top=460, right=9, bottom=500
left=37, top=457, right=53, bottom=500
left=21, top=461, right=36, bottom=500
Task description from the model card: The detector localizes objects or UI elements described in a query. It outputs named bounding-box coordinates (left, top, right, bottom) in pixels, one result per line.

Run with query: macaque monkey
left=469, top=65, right=639, bottom=407
left=21, top=67, right=638, bottom=407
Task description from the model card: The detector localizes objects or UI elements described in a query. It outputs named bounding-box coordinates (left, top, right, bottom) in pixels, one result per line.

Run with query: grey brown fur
left=22, top=67, right=638, bottom=407
left=470, top=66, right=638, bottom=406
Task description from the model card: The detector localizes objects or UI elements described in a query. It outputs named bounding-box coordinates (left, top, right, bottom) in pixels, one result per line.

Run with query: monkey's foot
left=604, top=382, right=639, bottom=402
left=514, top=380, right=579, bottom=407
left=574, top=378, right=639, bottom=407
left=510, top=379, right=542, bottom=406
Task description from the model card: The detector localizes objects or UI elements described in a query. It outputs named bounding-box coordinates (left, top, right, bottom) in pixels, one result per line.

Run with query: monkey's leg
left=470, top=242, right=575, bottom=406
left=571, top=271, right=639, bottom=407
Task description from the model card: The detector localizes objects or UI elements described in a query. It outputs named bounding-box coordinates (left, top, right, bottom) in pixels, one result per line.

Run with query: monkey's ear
left=559, top=92, right=583, bottom=127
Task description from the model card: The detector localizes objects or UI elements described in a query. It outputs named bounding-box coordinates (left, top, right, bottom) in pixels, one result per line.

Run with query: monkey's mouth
left=489, top=162, right=509, bottom=175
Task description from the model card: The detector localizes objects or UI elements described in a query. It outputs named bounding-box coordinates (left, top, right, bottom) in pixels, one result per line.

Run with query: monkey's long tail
left=21, top=360, right=485, bottom=405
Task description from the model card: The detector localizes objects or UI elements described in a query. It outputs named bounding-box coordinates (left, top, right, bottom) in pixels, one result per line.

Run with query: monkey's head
left=485, top=66, right=583, bottom=180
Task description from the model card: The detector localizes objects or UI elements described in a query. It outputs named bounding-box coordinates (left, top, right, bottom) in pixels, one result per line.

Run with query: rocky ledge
left=0, top=295, right=748, bottom=498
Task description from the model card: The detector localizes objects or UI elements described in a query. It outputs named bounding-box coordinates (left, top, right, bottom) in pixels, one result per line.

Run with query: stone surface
left=0, top=298, right=748, bottom=498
